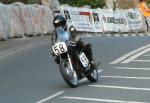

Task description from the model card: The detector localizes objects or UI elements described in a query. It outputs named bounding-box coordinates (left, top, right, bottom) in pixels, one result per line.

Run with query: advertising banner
left=98, top=9, right=129, bottom=32
left=69, top=7, right=93, bottom=32
left=125, top=9, right=143, bottom=32
left=91, top=9, right=103, bottom=32
left=61, top=6, right=103, bottom=32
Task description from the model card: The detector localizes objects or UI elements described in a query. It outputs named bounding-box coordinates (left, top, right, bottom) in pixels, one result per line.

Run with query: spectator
left=139, top=0, right=150, bottom=17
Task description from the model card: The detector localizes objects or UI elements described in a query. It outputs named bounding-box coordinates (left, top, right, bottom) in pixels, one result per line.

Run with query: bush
left=58, top=0, right=105, bottom=8
left=0, top=0, right=40, bottom=4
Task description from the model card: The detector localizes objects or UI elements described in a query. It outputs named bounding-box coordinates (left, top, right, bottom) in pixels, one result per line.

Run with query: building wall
left=105, top=0, right=140, bottom=9
left=116, top=0, right=139, bottom=9
left=105, top=0, right=115, bottom=9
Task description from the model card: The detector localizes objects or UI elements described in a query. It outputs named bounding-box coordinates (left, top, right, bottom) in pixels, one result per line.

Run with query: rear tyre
left=59, top=59, right=78, bottom=88
left=87, top=67, right=98, bottom=82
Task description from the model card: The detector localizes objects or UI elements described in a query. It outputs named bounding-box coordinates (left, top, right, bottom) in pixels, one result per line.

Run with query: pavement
left=1, top=33, right=150, bottom=103
left=1, top=32, right=150, bottom=55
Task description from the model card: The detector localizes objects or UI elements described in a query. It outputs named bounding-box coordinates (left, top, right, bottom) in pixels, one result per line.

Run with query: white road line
left=36, top=70, right=103, bottom=103
left=110, top=44, right=150, bottom=64
left=61, top=96, right=146, bottom=103
left=89, top=85, right=150, bottom=91
left=101, top=75, right=150, bottom=80
left=132, top=60, right=150, bottom=62
left=143, top=55, right=150, bottom=56
left=121, top=48, right=150, bottom=64
left=114, top=67, right=150, bottom=70
left=36, top=91, right=65, bottom=103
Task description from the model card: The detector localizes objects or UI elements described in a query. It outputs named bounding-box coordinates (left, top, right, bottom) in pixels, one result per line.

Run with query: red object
left=79, top=12, right=90, bottom=16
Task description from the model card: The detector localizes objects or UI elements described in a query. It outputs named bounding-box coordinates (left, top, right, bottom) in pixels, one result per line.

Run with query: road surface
left=1, top=35, right=150, bottom=103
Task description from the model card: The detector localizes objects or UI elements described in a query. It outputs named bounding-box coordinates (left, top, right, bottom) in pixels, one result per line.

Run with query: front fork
left=67, top=53, right=74, bottom=72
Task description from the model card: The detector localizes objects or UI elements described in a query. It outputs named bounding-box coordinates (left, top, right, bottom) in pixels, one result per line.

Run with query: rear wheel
left=87, top=67, right=98, bottom=82
left=59, top=59, right=78, bottom=88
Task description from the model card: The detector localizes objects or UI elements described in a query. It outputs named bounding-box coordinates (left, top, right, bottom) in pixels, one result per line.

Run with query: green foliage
left=0, top=0, right=40, bottom=4
left=58, top=0, right=105, bottom=8
left=0, top=0, right=105, bottom=8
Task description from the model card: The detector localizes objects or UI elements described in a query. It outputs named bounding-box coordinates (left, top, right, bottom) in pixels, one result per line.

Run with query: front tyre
left=87, top=67, right=98, bottom=82
left=59, top=59, right=78, bottom=88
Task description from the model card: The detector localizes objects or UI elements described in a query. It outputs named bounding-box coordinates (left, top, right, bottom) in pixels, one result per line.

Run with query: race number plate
left=52, top=42, right=67, bottom=55
left=79, top=52, right=89, bottom=67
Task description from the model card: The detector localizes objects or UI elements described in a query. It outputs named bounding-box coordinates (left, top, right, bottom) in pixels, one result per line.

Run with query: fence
left=0, top=2, right=54, bottom=40
left=0, top=3, right=150, bottom=41
left=61, top=6, right=147, bottom=34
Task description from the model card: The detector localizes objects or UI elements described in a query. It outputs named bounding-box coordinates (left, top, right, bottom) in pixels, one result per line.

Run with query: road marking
left=132, top=60, right=150, bottom=62
left=36, top=91, right=65, bottom=103
left=36, top=70, right=103, bottom=103
left=101, top=75, right=150, bottom=80
left=121, top=48, right=150, bottom=63
left=110, top=44, right=150, bottom=64
left=89, top=85, right=150, bottom=91
left=114, top=67, right=150, bottom=71
left=61, top=96, right=146, bottom=103
left=143, top=54, right=150, bottom=56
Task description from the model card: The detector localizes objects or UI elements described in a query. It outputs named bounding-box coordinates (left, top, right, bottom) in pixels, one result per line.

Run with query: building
left=116, top=0, right=139, bottom=9
left=105, top=0, right=140, bottom=9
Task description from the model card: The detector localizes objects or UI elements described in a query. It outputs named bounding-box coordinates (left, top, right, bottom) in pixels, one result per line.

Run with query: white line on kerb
left=114, top=67, right=150, bottom=70
left=36, top=91, right=65, bottom=103
left=101, top=75, right=150, bottom=80
left=110, top=44, right=150, bottom=64
left=121, top=48, right=150, bottom=63
left=89, top=85, right=150, bottom=91
left=61, top=96, right=146, bottom=103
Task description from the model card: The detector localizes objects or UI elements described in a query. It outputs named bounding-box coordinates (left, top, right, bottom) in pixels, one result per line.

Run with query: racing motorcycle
left=51, top=15, right=99, bottom=88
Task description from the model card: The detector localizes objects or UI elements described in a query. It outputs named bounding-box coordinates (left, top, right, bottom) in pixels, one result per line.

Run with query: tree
left=0, top=0, right=40, bottom=4
left=58, top=0, right=105, bottom=8
left=0, top=0, right=105, bottom=8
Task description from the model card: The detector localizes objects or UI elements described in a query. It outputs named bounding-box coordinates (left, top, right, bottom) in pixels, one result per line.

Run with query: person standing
left=139, top=0, right=150, bottom=17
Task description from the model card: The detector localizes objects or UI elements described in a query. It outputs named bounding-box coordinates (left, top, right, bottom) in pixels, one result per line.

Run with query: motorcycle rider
left=51, top=15, right=96, bottom=68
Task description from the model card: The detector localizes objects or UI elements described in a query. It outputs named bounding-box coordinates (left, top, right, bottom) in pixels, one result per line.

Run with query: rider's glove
left=70, top=41, right=76, bottom=45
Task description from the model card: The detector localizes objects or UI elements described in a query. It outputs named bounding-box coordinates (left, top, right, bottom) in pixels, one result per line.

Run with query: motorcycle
left=51, top=26, right=100, bottom=88
left=52, top=16, right=99, bottom=88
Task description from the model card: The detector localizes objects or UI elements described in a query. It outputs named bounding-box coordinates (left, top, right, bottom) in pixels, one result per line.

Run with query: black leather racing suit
left=51, top=28, right=95, bottom=65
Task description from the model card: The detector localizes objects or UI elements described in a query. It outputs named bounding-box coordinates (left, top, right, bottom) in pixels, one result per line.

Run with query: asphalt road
left=1, top=35, right=150, bottom=103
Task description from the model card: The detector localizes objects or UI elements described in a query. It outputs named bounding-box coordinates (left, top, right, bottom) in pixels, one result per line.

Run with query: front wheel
left=59, top=59, right=78, bottom=88
left=87, top=67, right=98, bottom=82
